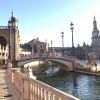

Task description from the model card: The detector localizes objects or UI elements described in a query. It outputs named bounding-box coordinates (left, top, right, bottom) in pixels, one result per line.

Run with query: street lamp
left=70, top=22, right=76, bottom=94
left=61, top=32, right=64, bottom=54
left=70, top=22, right=74, bottom=57
left=51, top=40, right=53, bottom=53
left=48, top=43, right=49, bottom=52
left=70, top=22, right=75, bottom=72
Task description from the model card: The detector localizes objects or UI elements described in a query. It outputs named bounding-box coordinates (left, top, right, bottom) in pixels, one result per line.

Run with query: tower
left=8, top=12, right=20, bottom=64
left=0, top=12, right=20, bottom=66
left=92, top=16, right=100, bottom=58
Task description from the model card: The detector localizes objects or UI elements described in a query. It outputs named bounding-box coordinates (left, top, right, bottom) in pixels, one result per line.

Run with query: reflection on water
left=32, top=65, right=100, bottom=100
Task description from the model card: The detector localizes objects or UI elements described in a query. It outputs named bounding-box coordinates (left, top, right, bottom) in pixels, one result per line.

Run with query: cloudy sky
left=0, top=0, right=100, bottom=47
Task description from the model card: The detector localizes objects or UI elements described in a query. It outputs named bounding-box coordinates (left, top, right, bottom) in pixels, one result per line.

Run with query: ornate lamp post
left=61, top=32, right=64, bottom=54
left=70, top=22, right=74, bottom=57
left=51, top=40, right=53, bottom=53
left=70, top=22, right=76, bottom=95
left=48, top=43, right=49, bottom=52
left=70, top=22, right=74, bottom=72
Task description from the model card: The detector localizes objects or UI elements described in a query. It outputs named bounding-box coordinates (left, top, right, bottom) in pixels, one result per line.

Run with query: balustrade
left=6, top=67, right=79, bottom=100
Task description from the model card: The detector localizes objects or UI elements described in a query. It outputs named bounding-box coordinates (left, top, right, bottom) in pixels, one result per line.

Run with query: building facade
left=0, top=13, right=20, bottom=64
left=52, top=43, right=92, bottom=60
left=91, top=16, right=100, bottom=59
left=21, top=37, right=48, bottom=56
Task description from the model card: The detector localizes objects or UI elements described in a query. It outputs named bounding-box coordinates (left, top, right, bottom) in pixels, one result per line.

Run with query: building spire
left=92, top=16, right=99, bottom=37
left=11, top=11, right=13, bottom=17
left=93, top=16, right=96, bottom=23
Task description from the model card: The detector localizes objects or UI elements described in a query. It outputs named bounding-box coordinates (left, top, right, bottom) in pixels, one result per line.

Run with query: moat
left=33, top=66, right=100, bottom=100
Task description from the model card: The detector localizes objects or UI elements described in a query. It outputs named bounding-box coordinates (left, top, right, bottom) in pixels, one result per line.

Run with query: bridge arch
left=46, top=58, right=73, bottom=71
left=17, top=58, right=50, bottom=67
left=0, top=36, right=8, bottom=49
left=17, top=57, right=74, bottom=71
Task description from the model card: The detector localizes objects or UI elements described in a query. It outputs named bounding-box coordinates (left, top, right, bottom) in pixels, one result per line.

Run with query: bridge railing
left=6, top=67, right=80, bottom=100
left=17, top=53, right=75, bottom=62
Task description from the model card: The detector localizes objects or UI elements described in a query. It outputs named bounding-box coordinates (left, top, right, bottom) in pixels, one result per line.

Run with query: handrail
left=6, top=68, right=80, bottom=100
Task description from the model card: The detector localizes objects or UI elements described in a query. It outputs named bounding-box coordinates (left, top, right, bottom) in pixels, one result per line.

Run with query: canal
left=32, top=64, right=100, bottom=100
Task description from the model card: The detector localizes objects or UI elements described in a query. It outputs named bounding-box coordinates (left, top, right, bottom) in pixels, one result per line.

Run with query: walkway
left=0, top=69, right=20, bottom=100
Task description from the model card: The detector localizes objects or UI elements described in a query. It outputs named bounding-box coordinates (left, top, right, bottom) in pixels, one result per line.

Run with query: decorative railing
left=17, top=53, right=74, bottom=62
left=6, top=68, right=80, bottom=100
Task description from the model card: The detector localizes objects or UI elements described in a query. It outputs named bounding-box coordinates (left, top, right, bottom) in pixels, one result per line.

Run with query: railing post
left=22, top=77, right=30, bottom=100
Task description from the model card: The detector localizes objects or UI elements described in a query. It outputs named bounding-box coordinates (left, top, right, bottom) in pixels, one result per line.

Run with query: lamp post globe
left=70, top=22, right=74, bottom=30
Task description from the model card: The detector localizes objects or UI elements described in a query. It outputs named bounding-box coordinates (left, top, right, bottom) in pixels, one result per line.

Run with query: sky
left=0, top=0, right=100, bottom=47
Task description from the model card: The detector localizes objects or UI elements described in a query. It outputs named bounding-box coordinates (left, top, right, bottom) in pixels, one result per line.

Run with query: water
left=33, top=67, right=100, bottom=100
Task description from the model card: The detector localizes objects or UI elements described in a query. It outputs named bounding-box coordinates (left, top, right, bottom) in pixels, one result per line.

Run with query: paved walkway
left=0, top=69, right=20, bottom=100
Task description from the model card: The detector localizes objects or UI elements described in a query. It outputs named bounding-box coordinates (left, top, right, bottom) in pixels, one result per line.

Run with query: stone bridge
left=17, top=56, right=76, bottom=71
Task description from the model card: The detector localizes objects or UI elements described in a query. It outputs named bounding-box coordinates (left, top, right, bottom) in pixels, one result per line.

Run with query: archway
left=0, top=36, right=8, bottom=64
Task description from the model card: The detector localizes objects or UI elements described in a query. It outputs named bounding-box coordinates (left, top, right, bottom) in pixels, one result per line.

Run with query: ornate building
left=28, top=37, right=48, bottom=54
left=53, top=43, right=92, bottom=60
left=0, top=12, right=20, bottom=64
left=21, top=37, right=48, bottom=56
left=91, top=16, right=100, bottom=58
